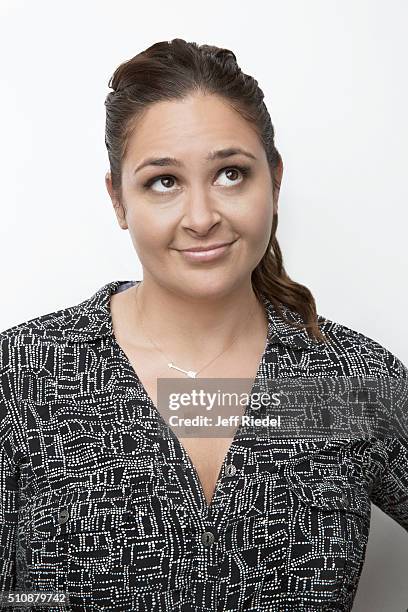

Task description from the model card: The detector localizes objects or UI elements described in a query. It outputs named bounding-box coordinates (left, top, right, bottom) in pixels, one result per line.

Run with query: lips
left=179, top=241, right=235, bottom=252
left=177, top=240, right=237, bottom=263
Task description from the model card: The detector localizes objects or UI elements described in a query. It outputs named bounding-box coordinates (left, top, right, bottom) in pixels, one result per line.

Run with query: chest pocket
left=27, top=485, right=131, bottom=603
left=284, top=472, right=371, bottom=605
left=27, top=480, right=191, bottom=604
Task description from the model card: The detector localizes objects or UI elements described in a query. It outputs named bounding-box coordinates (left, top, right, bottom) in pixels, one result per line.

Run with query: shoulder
left=316, top=313, right=407, bottom=380
left=0, top=280, right=119, bottom=355
left=0, top=285, right=105, bottom=370
left=0, top=301, right=83, bottom=347
left=0, top=306, right=76, bottom=387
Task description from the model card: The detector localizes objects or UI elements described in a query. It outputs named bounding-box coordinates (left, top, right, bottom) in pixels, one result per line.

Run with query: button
left=58, top=508, right=69, bottom=524
left=341, top=491, right=349, bottom=506
left=225, top=463, right=236, bottom=477
left=201, top=531, right=215, bottom=547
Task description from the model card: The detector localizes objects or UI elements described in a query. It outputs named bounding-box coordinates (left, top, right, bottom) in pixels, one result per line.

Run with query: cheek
left=244, top=200, right=273, bottom=248
left=126, top=211, right=174, bottom=263
left=259, top=196, right=274, bottom=227
left=126, top=208, right=159, bottom=243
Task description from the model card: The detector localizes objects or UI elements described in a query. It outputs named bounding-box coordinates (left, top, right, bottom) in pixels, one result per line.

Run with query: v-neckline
left=109, top=280, right=271, bottom=514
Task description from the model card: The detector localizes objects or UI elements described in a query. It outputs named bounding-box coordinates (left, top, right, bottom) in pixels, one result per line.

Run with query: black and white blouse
left=0, top=279, right=407, bottom=611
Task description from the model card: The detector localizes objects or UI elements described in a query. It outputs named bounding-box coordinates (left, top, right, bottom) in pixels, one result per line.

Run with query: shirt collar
left=56, top=280, right=320, bottom=350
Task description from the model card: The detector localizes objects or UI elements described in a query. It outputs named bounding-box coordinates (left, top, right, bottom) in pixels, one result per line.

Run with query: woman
left=0, top=38, right=407, bottom=612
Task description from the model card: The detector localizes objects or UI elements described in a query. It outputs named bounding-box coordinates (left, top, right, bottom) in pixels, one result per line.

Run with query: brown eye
left=226, top=168, right=240, bottom=181
left=160, top=177, right=175, bottom=189
left=143, top=175, right=175, bottom=193
left=214, top=166, right=251, bottom=187
left=142, top=164, right=251, bottom=195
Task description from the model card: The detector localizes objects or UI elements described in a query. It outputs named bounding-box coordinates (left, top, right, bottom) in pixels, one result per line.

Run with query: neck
left=127, top=277, right=268, bottom=358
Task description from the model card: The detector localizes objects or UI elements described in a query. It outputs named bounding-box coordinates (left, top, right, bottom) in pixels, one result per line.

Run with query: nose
left=180, top=188, right=222, bottom=234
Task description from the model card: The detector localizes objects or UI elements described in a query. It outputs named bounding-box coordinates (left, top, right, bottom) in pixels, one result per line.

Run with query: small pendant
left=168, top=363, right=197, bottom=378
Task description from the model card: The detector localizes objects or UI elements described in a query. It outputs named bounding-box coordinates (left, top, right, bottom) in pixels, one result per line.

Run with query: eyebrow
left=133, top=147, right=258, bottom=174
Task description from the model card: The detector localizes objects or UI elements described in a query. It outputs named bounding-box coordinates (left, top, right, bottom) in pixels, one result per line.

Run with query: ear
left=105, top=171, right=128, bottom=230
left=272, top=157, right=283, bottom=215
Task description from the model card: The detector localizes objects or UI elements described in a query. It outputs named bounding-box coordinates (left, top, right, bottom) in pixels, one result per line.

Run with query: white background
left=0, top=1, right=407, bottom=609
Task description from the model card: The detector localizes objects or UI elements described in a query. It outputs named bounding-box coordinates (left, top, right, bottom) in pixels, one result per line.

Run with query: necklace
left=134, top=282, right=259, bottom=378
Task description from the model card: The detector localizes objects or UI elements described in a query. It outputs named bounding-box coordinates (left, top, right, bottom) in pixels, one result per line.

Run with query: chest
left=122, top=343, right=266, bottom=507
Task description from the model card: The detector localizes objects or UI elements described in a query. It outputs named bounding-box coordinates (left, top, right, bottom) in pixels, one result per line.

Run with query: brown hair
left=104, top=38, right=328, bottom=344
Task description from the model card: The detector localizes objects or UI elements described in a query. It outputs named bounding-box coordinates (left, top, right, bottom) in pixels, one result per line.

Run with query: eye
left=142, top=165, right=252, bottom=194
left=214, top=165, right=251, bottom=187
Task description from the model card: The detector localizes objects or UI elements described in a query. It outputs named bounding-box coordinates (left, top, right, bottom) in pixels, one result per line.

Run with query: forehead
left=124, top=93, right=263, bottom=163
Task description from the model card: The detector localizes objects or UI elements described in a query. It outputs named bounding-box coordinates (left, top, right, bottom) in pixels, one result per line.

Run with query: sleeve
left=370, top=360, right=408, bottom=532
left=0, top=336, right=20, bottom=592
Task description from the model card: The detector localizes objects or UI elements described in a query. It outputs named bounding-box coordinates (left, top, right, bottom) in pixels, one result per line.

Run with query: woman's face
left=106, top=93, right=283, bottom=299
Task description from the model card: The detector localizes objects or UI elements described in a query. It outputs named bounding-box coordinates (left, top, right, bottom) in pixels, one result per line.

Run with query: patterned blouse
left=0, top=279, right=407, bottom=612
